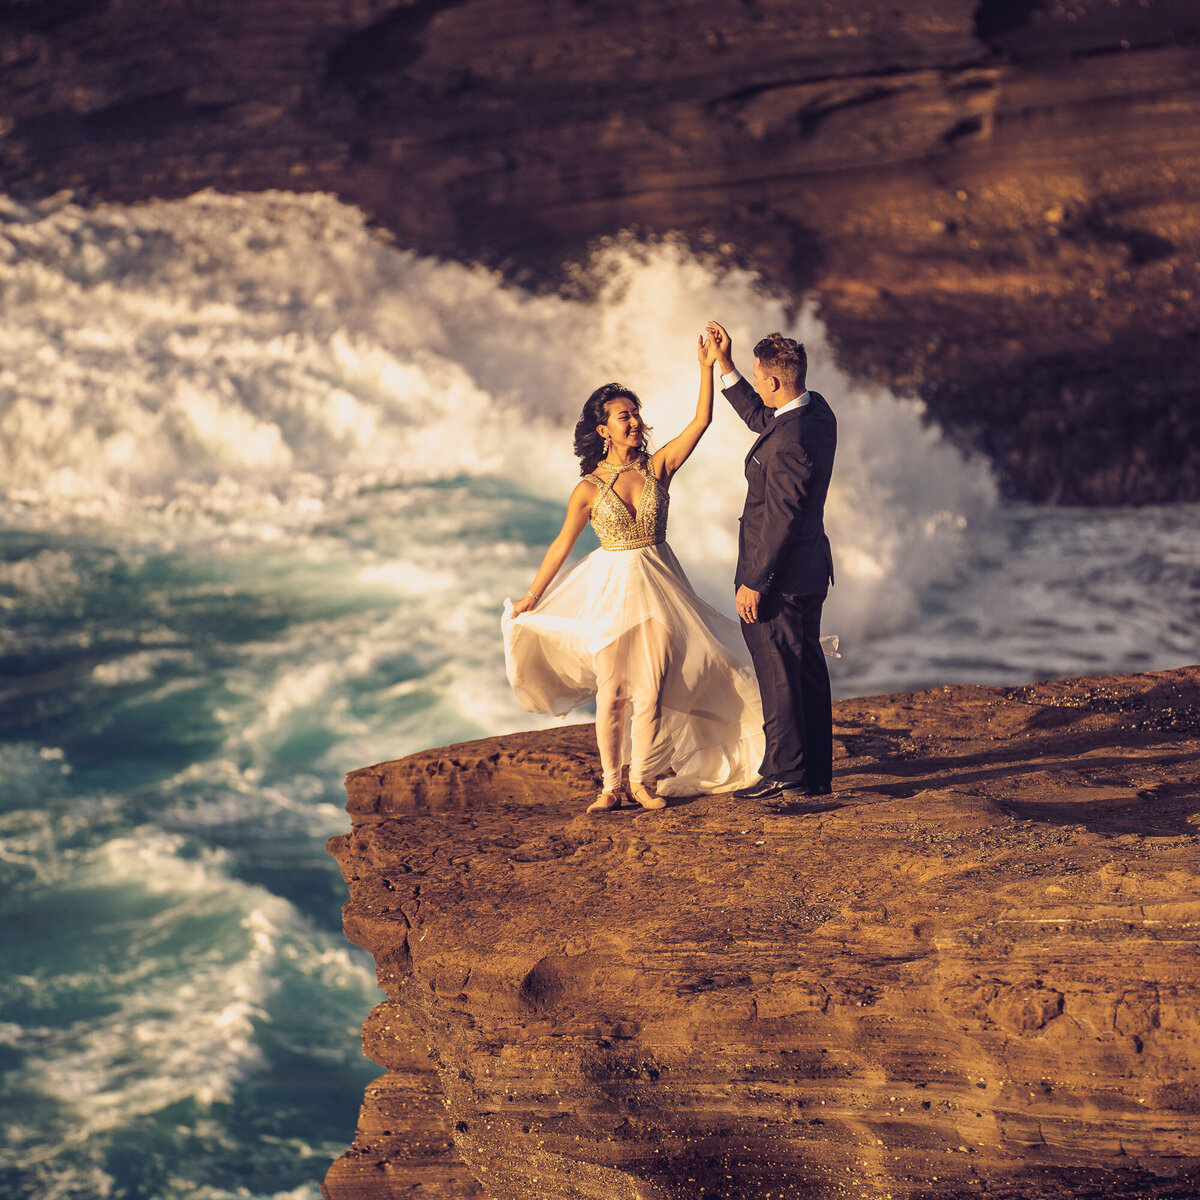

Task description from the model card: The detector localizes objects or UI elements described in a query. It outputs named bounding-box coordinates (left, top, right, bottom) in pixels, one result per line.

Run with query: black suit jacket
left=723, top=378, right=836, bottom=596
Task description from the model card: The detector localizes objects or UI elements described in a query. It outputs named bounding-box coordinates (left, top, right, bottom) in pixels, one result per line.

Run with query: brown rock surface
left=3, top=2, right=1200, bottom=502
left=325, top=665, right=1200, bottom=1200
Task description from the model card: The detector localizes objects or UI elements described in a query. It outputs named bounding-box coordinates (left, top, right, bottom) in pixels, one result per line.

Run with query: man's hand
left=736, top=584, right=761, bottom=624
left=706, top=321, right=733, bottom=374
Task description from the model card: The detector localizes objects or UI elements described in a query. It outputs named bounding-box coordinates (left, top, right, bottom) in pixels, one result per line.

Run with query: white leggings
left=594, top=621, right=668, bottom=791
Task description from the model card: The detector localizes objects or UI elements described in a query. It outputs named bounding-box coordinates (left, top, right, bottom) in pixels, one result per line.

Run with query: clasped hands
left=697, top=319, right=733, bottom=371
left=706, top=320, right=733, bottom=375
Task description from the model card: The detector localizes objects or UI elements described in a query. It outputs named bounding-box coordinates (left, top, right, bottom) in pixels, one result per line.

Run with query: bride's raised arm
left=508, top=482, right=594, bottom=616
left=652, top=334, right=718, bottom=482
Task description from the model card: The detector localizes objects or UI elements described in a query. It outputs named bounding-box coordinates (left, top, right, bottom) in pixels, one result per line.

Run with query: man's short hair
left=753, top=333, right=807, bottom=391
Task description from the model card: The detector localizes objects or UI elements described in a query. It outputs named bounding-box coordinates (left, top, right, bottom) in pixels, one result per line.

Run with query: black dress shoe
left=732, top=777, right=798, bottom=801
left=802, top=781, right=833, bottom=797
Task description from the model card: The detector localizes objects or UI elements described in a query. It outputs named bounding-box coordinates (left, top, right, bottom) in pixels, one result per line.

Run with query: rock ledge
left=325, top=666, right=1200, bottom=1199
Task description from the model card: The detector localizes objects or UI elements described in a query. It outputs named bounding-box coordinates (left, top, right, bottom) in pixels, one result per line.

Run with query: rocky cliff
left=2, top=1, right=1199, bottom=502
left=324, top=665, right=1200, bottom=1199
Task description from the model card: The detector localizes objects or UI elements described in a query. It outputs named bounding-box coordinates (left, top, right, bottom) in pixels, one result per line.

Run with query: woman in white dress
left=502, top=333, right=766, bottom=812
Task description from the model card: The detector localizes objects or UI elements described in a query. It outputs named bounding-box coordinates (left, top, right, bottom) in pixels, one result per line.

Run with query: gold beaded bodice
left=585, top=454, right=668, bottom=551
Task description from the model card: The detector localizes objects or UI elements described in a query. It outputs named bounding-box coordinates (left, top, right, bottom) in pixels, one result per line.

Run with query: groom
left=706, top=321, right=836, bottom=801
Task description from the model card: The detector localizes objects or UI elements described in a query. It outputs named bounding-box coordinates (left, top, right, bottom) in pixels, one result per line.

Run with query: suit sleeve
left=721, top=377, right=773, bottom=435
left=742, top=443, right=813, bottom=592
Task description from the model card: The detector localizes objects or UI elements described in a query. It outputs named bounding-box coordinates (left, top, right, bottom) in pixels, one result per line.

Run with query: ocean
left=1, top=190, right=1196, bottom=1199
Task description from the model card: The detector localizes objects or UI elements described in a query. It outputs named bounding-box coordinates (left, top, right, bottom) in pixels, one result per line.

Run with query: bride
left=502, top=332, right=765, bottom=812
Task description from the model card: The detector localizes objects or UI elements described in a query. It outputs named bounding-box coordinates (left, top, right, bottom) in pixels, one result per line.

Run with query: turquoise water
left=1, top=192, right=1196, bottom=1199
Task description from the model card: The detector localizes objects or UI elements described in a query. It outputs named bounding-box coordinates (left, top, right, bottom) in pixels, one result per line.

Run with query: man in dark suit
left=706, top=321, right=836, bottom=802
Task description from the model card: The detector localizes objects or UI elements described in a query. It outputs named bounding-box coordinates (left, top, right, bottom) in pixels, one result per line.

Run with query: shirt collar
left=774, top=391, right=809, bottom=418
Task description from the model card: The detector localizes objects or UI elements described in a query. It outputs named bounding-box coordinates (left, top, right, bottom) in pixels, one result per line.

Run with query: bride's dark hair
left=573, top=383, right=648, bottom=475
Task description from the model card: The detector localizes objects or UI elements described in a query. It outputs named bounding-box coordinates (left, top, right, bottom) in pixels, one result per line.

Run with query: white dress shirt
left=773, top=391, right=810, bottom=417
left=721, top=369, right=808, bottom=416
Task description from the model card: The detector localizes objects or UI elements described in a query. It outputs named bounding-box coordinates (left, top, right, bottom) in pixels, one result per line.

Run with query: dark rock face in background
left=3, top=0, right=1198, bottom=502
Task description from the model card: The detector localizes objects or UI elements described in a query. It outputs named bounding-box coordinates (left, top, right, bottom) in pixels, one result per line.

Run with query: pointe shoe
left=586, top=789, right=622, bottom=813
left=627, top=781, right=666, bottom=811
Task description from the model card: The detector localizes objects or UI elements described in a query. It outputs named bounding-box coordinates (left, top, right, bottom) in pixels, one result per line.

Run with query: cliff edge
left=324, top=665, right=1200, bottom=1199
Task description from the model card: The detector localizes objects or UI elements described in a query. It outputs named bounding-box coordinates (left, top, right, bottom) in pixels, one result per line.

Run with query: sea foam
left=0, top=189, right=996, bottom=649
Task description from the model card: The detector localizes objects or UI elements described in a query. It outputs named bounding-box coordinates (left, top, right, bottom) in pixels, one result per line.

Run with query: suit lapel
left=744, top=405, right=804, bottom=465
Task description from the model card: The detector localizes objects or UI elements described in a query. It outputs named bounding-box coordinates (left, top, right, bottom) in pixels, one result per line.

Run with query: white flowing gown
left=502, top=454, right=766, bottom=797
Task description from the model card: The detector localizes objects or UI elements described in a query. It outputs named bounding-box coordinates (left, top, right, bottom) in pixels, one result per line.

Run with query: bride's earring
left=601, top=433, right=610, bottom=455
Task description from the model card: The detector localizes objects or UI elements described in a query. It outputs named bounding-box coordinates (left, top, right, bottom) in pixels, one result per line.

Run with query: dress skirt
left=502, top=541, right=765, bottom=796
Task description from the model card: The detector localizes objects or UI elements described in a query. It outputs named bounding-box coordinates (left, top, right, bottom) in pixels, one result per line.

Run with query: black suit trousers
left=740, top=592, right=832, bottom=787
